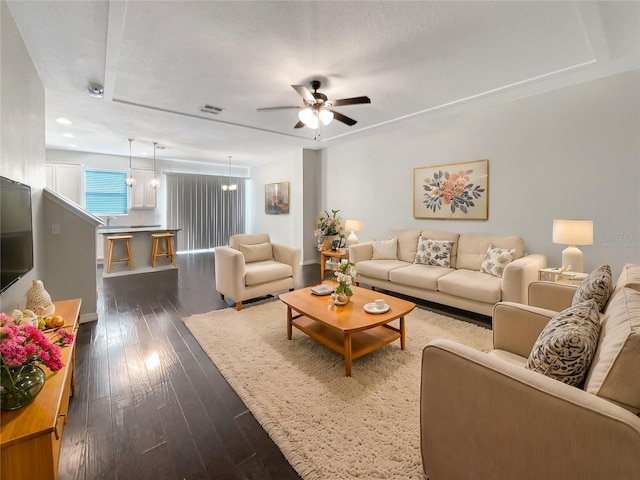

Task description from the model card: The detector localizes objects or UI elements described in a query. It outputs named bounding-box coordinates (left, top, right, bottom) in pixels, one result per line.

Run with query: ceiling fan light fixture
left=298, top=108, right=314, bottom=124
left=319, top=109, right=333, bottom=126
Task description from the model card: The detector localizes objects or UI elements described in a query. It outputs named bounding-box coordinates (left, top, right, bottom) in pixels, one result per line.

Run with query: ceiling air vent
left=200, top=104, right=224, bottom=115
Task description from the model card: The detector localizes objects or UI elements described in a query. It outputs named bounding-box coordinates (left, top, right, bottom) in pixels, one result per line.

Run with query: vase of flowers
left=332, top=260, right=356, bottom=305
left=314, top=209, right=344, bottom=251
left=0, top=313, right=73, bottom=410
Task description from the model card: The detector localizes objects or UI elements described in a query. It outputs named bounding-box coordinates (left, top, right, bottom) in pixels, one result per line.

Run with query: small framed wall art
left=413, top=159, right=488, bottom=220
left=265, top=181, right=290, bottom=214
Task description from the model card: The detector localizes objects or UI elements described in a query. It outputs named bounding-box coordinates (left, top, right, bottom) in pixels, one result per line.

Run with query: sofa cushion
left=437, top=269, right=502, bottom=304
left=480, top=244, right=515, bottom=278
left=371, top=238, right=398, bottom=260
left=456, top=234, right=524, bottom=271
left=420, top=231, right=460, bottom=268
left=526, top=299, right=600, bottom=387
left=584, top=287, right=640, bottom=413
left=389, top=264, right=453, bottom=291
left=414, top=237, right=454, bottom=267
left=396, top=230, right=422, bottom=263
left=238, top=242, right=273, bottom=263
left=614, top=263, right=640, bottom=290
left=245, top=260, right=292, bottom=286
left=572, top=264, right=613, bottom=312
left=356, top=259, right=409, bottom=281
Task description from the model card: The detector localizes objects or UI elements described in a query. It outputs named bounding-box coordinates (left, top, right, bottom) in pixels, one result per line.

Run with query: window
left=85, top=170, right=128, bottom=215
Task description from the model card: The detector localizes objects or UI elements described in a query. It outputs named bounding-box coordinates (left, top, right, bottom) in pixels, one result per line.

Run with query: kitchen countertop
left=97, top=225, right=180, bottom=235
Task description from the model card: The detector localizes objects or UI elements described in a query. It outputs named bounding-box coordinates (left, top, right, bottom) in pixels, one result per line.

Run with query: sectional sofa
left=349, top=230, right=547, bottom=316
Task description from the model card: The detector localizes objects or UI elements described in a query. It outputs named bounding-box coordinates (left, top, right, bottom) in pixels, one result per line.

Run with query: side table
left=0, top=298, right=82, bottom=480
left=320, top=248, right=349, bottom=281
left=539, top=268, right=587, bottom=286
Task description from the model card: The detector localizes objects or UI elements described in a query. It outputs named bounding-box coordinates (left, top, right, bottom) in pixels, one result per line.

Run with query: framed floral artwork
left=265, top=182, right=290, bottom=214
left=413, top=159, right=488, bottom=220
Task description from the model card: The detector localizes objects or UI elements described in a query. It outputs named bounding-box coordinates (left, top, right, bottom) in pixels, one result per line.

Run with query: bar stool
left=151, top=232, right=176, bottom=267
left=106, top=235, right=134, bottom=274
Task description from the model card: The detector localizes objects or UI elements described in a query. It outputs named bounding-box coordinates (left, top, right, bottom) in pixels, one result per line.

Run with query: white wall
left=0, top=2, right=46, bottom=311
left=321, top=70, right=640, bottom=278
left=248, top=150, right=304, bottom=248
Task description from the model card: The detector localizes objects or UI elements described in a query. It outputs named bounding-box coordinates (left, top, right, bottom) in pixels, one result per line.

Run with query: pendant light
left=149, top=142, right=161, bottom=190
left=125, top=138, right=136, bottom=187
left=222, top=155, right=237, bottom=192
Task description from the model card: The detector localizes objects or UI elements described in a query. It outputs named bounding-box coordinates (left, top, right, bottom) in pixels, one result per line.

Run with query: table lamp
left=344, top=219, right=363, bottom=247
left=552, top=219, right=593, bottom=273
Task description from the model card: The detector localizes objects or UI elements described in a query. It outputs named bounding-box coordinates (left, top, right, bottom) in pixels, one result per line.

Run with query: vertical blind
left=166, top=173, right=245, bottom=251
left=85, top=170, right=128, bottom=214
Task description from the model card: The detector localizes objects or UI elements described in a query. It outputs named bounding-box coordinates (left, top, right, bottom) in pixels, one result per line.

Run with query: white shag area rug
left=184, top=300, right=492, bottom=480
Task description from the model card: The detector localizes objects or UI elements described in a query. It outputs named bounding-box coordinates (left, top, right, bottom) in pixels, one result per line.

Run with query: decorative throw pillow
left=238, top=242, right=273, bottom=263
left=572, top=264, right=613, bottom=312
left=526, top=299, right=601, bottom=387
left=480, top=243, right=515, bottom=277
left=371, top=238, right=398, bottom=260
left=414, top=237, right=454, bottom=267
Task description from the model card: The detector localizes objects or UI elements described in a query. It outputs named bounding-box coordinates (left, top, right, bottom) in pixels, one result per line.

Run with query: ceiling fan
left=257, top=80, right=371, bottom=129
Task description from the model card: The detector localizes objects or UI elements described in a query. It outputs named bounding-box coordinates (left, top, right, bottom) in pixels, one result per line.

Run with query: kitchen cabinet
left=131, top=169, right=157, bottom=209
left=45, top=163, right=83, bottom=206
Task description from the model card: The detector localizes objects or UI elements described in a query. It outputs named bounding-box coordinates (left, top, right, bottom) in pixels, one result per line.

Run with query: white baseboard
left=80, top=312, right=98, bottom=323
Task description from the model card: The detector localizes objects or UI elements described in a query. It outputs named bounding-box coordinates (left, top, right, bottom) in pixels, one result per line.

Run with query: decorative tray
left=364, top=302, right=390, bottom=314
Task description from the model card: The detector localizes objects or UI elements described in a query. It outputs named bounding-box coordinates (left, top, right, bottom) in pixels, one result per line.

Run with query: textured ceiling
left=7, top=1, right=640, bottom=167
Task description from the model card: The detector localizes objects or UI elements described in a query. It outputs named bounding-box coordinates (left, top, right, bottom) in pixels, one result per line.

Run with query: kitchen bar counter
left=98, top=226, right=180, bottom=277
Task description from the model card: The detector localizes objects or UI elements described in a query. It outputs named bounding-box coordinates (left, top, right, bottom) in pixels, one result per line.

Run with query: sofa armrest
left=421, top=339, right=640, bottom=480
left=501, top=253, right=547, bottom=304
left=214, top=246, right=246, bottom=298
left=349, top=242, right=373, bottom=264
left=492, top=301, right=557, bottom=356
left=272, top=243, right=301, bottom=288
left=528, top=281, right=577, bottom=311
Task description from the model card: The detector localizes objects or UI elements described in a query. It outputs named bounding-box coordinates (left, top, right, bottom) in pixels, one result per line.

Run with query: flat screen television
left=1, top=176, right=34, bottom=293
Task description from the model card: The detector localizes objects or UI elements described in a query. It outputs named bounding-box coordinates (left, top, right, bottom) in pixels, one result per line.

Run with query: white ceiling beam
left=103, top=0, right=127, bottom=102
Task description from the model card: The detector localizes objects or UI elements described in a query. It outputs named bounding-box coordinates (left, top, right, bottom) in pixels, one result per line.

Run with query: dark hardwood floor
left=59, top=251, right=489, bottom=480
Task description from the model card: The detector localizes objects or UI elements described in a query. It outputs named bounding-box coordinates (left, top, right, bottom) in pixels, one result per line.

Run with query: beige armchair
left=420, top=268, right=640, bottom=479
left=214, top=233, right=300, bottom=310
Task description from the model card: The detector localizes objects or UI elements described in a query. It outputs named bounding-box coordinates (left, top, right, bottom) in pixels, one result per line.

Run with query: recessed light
left=68, top=144, right=78, bottom=148
left=56, top=117, right=72, bottom=125
left=62, top=133, right=75, bottom=138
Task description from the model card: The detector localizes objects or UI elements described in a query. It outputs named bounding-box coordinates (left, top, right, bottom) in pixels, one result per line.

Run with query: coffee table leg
left=344, top=333, right=352, bottom=376
left=287, top=306, right=292, bottom=340
left=400, top=316, right=406, bottom=350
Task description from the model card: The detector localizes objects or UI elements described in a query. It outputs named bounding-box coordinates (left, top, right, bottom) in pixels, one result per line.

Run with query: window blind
left=85, top=170, right=128, bottom=215
left=166, top=173, right=245, bottom=251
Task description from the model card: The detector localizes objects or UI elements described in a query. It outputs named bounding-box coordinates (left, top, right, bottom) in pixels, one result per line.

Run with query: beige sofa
left=214, top=233, right=300, bottom=310
left=420, top=263, right=640, bottom=479
left=349, top=230, right=546, bottom=315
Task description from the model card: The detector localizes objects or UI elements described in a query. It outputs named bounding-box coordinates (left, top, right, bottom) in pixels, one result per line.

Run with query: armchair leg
left=235, top=302, right=242, bottom=311
left=220, top=293, right=225, bottom=300
left=289, top=288, right=294, bottom=292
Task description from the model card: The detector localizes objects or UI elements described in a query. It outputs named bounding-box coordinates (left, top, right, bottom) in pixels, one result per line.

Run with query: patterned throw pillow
left=572, top=264, right=613, bottom=312
left=480, top=244, right=515, bottom=277
left=526, top=299, right=600, bottom=387
left=414, top=237, right=454, bottom=267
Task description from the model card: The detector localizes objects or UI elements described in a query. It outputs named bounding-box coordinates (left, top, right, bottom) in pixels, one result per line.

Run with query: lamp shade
left=344, top=219, right=363, bottom=232
left=552, top=219, right=593, bottom=246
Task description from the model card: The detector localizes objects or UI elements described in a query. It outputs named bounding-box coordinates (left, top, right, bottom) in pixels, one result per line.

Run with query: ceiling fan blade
left=257, top=106, right=300, bottom=111
left=330, top=110, right=357, bottom=126
left=329, top=96, right=371, bottom=107
left=291, top=85, right=316, bottom=103
left=294, top=120, right=305, bottom=129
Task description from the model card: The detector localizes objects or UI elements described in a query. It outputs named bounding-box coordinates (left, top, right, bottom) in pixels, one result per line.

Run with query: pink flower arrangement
left=0, top=312, right=72, bottom=372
